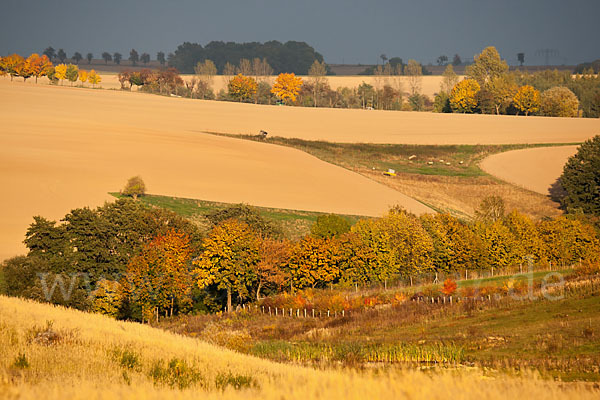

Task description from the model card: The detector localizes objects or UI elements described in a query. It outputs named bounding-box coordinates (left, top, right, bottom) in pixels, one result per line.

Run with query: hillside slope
left=0, top=295, right=598, bottom=399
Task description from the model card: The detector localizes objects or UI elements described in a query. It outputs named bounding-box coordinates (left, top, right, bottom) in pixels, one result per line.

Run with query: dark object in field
left=410, top=292, right=426, bottom=301
left=258, top=130, right=268, bottom=139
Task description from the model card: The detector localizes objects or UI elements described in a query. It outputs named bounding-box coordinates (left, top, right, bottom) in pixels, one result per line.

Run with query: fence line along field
left=1, top=295, right=598, bottom=400
left=480, top=146, right=580, bottom=195
left=0, top=80, right=433, bottom=260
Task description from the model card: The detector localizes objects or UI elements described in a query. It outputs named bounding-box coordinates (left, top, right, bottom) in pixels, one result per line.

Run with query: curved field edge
left=1, top=296, right=598, bottom=400
left=200, top=132, right=577, bottom=219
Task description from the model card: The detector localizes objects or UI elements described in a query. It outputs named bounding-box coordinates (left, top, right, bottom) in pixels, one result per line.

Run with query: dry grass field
left=2, top=295, right=598, bottom=399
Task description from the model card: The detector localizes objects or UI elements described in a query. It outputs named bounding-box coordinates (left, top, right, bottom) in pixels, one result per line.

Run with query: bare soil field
left=480, top=146, right=579, bottom=195
left=7, top=76, right=597, bottom=145
left=0, top=80, right=432, bottom=260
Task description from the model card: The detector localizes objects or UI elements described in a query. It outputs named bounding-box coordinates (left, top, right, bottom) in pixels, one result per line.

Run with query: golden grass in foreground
left=1, top=296, right=598, bottom=399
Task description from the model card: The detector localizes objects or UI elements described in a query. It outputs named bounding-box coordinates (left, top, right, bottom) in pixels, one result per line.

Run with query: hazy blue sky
left=1, top=0, right=598, bottom=65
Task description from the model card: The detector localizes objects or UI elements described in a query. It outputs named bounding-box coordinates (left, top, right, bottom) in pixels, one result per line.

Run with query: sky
left=1, top=0, right=598, bottom=66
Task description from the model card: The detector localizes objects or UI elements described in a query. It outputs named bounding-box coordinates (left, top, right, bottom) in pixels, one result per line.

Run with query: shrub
left=12, top=353, right=30, bottom=369
left=540, top=87, right=579, bottom=117
left=441, top=278, right=457, bottom=296
left=149, top=358, right=205, bottom=389
left=122, top=176, right=146, bottom=199
left=215, top=372, right=258, bottom=391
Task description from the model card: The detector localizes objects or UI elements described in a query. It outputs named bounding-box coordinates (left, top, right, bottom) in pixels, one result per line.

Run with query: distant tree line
left=167, top=40, right=325, bottom=75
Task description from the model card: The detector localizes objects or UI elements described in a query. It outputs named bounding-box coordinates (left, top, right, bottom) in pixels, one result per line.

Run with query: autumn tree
left=123, top=229, right=193, bottom=322
left=27, top=54, right=52, bottom=83
left=65, top=64, right=79, bottom=86
left=54, top=63, right=68, bottom=84
left=86, top=52, right=93, bottom=64
left=476, top=219, right=519, bottom=268
left=78, top=70, right=88, bottom=86
left=193, top=219, right=260, bottom=312
left=1, top=54, right=25, bottom=81
left=503, top=210, right=544, bottom=263
left=556, top=136, right=600, bottom=215
left=449, top=78, right=480, bottom=113
left=466, top=46, right=508, bottom=86
left=255, top=238, right=290, bottom=300
left=441, top=278, right=457, bottom=296
left=228, top=73, right=257, bottom=102
left=513, top=85, right=540, bottom=116
left=486, top=75, right=518, bottom=114
left=309, top=60, right=328, bottom=107
left=15, top=55, right=34, bottom=82
left=271, top=73, right=303, bottom=104
left=537, top=216, right=600, bottom=265
left=87, top=69, right=101, bottom=87
left=351, top=218, right=396, bottom=285
left=405, top=59, right=423, bottom=95
left=287, top=236, right=340, bottom=291
left=337, top=232, right=377, bottom=288
left=101, top=52, right=112, bottom=64
left=540, top=87, right=579, bottom=117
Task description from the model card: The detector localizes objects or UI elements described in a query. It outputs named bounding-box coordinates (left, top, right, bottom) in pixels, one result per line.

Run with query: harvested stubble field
left=1, top=295, right=599, bottom=399
left=1, top=77, right=597, bottom=258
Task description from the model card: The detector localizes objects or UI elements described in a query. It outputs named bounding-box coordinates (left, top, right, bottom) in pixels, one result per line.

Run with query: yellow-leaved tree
left=513, top=85, right=540, bottom=116
left=54, top=63, right=68, bottom=84
left=78, top=70, right=88, bottom=86
left=193, top=219, right=260, bottom=312
left=227, top=73, right=257, bottom=101
left=450, top=78, right=480, bottom=113
left=271, top=72, right=303, bottom=104
left=87, top=69, right=101, bottom=88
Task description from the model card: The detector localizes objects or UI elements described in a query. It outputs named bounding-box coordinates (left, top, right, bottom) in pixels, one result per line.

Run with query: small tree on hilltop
left=475, top=196, right=505, bottom=222
left=122, top=176, right=146, bottom=199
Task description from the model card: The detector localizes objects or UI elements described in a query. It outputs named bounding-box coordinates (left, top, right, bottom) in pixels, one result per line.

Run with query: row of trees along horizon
left=2, top=136, right=599, bottom=321
left=2, top=45, right=599, bottom=117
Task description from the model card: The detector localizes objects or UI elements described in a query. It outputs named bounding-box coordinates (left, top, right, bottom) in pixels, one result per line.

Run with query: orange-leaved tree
left=450, top=78, right=480, bottom=113
left=441, top=278, right=457, bottom=296
left=228, top=73, right=257, bottom=102
left=255, top=237, right=291, bottom=300
left=122, top=229, right=193, bottom=322
left=88, top=69, right=101, bottom=87
left=513, top=85, right=540, bottom=116
left=15, top=55, right=35, bottom=82
left=271, top=72, right=303, bottom=104
left=193, top=219, right=260, bottom=312
left=28, top=54, right=53, bottom=83
left=286, top=235, right=340, bottom=291
left=1, top=54, right=25, bottom=81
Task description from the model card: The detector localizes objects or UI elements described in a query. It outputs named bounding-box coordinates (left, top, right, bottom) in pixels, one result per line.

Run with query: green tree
left=122, top=176, right=146, bottom=199
left=86, top=52, right=93, bottom=64
left=113, top=52, right=122, bottom=65
left=57, top=48, right=67, bottom=62
left=466, top=46, right=508, bottom=86
left=65, top=64, right=79, bottom=86
left=101, top=52, right=112, bottom=64
left=157, top=51, right=166, bottom=65
left=193, top=219, right=260, bottom=312
left=129, top=49, right=139, bottom=66
left=556, top=136, right=600, bottom=215
left=310, top=214, right=351, bottom=239
left=540, top=86, right=579, bottom=117
left=205, top=204, right=277, bottom=237
left=140, top=53, right=150, bottom=65
left=486, top=74, right=518, bottom=114
left=72, top=52, right=83, bottom=64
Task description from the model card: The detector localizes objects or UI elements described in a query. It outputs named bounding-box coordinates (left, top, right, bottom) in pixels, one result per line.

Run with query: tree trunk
left=227, top=288, right=232, bottom=313
left=256, top=281, right=263, bottom=301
